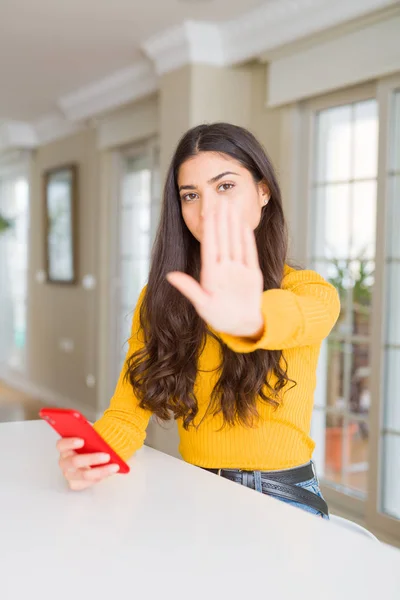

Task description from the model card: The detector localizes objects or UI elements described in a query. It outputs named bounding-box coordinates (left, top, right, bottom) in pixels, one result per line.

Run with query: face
left=177, top=152, right=269, bottom=242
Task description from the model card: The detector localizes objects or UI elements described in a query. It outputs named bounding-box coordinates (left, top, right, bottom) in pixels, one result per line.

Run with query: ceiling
left=0, top=0, right=265, bottom=121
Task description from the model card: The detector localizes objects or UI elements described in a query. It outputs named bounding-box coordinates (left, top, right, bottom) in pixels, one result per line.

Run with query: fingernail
left=100, top=454, right=110, bottom=462
left=73, top=439, right=84, bottom=448
left=108, top=464, right=120, bottom=473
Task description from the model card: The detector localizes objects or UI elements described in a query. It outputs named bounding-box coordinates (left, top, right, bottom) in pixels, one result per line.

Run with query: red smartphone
left=39, top=407, right=130, bottom=474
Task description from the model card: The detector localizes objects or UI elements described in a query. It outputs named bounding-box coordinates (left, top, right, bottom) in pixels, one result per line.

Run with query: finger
left=166, top=272, right=208, bottom=309
left=59, top=450, right=76, bottom=468
left=68, top=479, right=94, bottom=491
left=64, top=452, right=111, bottom=471
left=57, top=438, right=84, bottom=453
left=201, top=202, right=218, bottom=286
left=216, top=198, right=229, bottom=261
left=243, top=225, right=260, bottom=269
left=81, top=463, right=120, bottom=481
left=229, top=202, right=244, bottom=263
left=64, top=467, right=87, bottom=482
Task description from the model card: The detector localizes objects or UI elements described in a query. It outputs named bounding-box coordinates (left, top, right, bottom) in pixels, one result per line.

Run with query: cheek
left=237, top=194, right=262, bottom=230
left=181, top=204, right=201, bottom=239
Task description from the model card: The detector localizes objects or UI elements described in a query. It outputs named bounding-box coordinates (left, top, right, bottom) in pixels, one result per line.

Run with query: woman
left=57, top=123, right=340, bottom=518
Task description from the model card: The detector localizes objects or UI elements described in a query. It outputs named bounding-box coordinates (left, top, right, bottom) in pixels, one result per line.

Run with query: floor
left=0, top=380, right=44, bottom=423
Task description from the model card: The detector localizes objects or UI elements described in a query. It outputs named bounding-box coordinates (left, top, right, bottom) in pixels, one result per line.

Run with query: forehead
left=177, top=152, right=246, bottom=184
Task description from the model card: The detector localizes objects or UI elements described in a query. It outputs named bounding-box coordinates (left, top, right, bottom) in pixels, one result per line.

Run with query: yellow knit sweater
left=94, top=266, right=340, bottom=470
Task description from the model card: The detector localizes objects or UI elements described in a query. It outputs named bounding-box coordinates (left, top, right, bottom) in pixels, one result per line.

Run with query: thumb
left=166, top=272, right=209, bottom=309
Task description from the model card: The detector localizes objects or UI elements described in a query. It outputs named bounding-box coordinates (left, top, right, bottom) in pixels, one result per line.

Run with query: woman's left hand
left=166, top=198, right=265, bottom=339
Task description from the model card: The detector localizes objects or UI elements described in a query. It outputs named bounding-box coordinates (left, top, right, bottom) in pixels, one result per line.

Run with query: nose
left=200, top=194, right=216, bottom=219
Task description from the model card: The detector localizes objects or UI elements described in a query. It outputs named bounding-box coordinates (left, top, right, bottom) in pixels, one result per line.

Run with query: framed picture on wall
left=44, top=164, right=78, bottom=284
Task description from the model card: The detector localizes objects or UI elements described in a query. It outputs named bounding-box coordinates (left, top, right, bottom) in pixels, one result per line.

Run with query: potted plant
left=0, top=213, right=12, bottom=234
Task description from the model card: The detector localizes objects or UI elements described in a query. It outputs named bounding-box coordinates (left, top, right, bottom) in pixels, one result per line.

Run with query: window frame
left=113, top=140, right=160, bottom=381
left=367, top=73, right=400, bottom=541
left=298, top=77, right=400, bottom=542
left=0, top=152, right=31, bottom=377
left=97, top=138, right=159, bottom=412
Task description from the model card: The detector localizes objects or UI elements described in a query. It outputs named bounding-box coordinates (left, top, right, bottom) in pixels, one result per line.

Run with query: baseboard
left=0, top=365, right=97, bottom=422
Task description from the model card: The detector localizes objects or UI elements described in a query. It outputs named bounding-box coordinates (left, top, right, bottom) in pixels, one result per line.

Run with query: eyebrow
left=178, top=171, right=241, bottom=192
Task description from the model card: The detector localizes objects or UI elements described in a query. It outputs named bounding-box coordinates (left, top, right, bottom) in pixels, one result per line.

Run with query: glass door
left=310, top=98, right=378, bottom=500
left=303, top=76, right=400, bottom=543
left=0, top=173, right=30, bottom=371
left=112, top=141, right=160, bottom=379
left=377, top=84, right=400, bottom=525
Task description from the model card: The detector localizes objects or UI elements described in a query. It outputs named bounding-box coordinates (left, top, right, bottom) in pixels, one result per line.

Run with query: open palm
left=167, top=198, right=264, bottom=338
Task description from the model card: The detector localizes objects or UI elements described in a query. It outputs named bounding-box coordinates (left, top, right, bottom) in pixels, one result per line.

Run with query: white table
left=0, top=421, right=399, bottom=600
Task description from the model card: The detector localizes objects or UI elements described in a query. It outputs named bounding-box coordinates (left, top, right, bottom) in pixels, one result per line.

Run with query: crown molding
left=0, top=113, right=84, bottom=153
left=142, top=0, right=396, bottom=75
left=0, top=149, right=32, bottom=178
left=0, top=148, right=28, bottom=166
left=58, top=59, right=158, bottom=122
left=0, top=121, right=37, bottom=153
left=142, top=20, right=226, bottom=76
left=1, top=59, right=158, bottom=153
left=258, top=2, right=400, bottom=62
left=34, top=112, right=82, bottom=145
left=1, top=0, right=395, bottom=151
left=221, top=0, right=397, bottom=65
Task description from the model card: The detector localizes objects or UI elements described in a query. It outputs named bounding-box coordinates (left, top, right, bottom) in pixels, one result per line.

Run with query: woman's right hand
left=57, top=438, right=120, bottom=491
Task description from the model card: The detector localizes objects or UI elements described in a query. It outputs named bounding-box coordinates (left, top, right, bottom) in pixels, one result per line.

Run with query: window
left=0, top=171, right=29, bottom=371
left=310, top=98, right=378, bottom=499
left=113, top=142, right=160, bottom=377
left=300, top=76, right=400, bottom=542
left=381, top=88, right=400, bottom=521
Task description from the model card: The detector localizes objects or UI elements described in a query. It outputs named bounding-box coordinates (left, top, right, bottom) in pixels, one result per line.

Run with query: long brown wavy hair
left=126, top=123, right=292, bottom=429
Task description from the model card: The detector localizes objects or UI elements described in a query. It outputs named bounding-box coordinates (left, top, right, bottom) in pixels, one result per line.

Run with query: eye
left=218, top=182, right=235, bottom=192
left=182, top=193, right=198, bottom=203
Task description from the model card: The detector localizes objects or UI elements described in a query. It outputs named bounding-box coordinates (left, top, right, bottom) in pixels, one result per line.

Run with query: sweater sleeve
left=93, top=287, right=152, bottom=461
left=218, top=266, right=340, bottom=353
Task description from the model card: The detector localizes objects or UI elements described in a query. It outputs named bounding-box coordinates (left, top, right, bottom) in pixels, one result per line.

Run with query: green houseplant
left=327, top=256, right=374, bottom=316
left=0, top=213, right=12, bottom=234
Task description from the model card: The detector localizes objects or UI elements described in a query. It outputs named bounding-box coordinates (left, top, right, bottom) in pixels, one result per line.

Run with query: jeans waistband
left=203, top=462, right=315, bottom=486
left=201, top=462, right=329, bottom=517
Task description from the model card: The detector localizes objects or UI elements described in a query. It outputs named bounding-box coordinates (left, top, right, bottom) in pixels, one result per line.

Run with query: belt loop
left=217, top=468, right=222, bottom=476
left=254, top=470, right=262, bottom=493
left=311, top=461, right=317, bottom=479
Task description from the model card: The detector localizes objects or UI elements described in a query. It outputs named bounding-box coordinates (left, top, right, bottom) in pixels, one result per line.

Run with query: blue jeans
left=250, top=465, right=329, bottom=520
left=278, top=476, right=329, bottom=520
